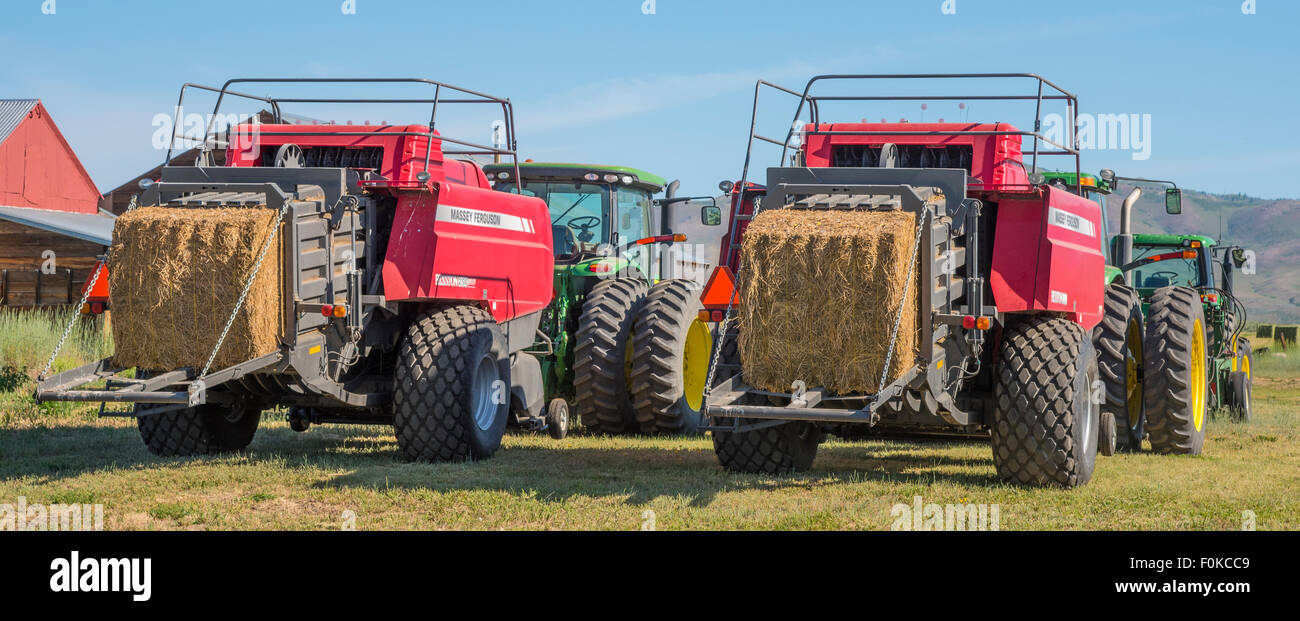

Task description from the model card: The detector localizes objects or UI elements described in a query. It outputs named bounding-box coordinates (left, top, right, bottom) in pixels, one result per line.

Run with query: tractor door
left=657, top=195, right=727, bottom=285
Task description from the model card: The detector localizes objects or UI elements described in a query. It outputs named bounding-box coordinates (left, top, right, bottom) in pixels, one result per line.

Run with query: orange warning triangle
left=700, top=266, right=737, bottom=308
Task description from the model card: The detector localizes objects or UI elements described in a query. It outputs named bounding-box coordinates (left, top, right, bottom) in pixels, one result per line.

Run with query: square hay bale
left=737, top=208, right=920, bottom=394
left=109, top=206, right=283, bottom=371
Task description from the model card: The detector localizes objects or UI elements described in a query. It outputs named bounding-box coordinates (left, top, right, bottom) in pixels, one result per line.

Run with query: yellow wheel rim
left=1243, top=354, right=1251, bottom=380
left=1125, top=318, right=1144, bottom=431
left=682, top=318, right=712, bottom=411
left=1191, top=319, right=1207, bottom=432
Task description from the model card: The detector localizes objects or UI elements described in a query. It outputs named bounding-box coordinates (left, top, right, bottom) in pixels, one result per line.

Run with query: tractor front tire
left=991, top=316, right=1100, bottom=488
left=574, top=278, right=648, bottom=434
left=1143, top=287, right=1209, bottom=455
left=138, top=403, right=261, bottom=457
left=1229, top=371, right=1252, bottom=422
left=1092, top=284, right=1146, bottom=451
left=394, top=305, right=509, bottom=462
left=631, top=279, right=711, bottom=434
left=713, top=419, right=820, bottom=475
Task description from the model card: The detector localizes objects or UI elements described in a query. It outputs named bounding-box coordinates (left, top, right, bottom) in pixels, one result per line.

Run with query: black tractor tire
left=713, top=419, right=821, bottom=475
left=1229, top=371, right=1252, bottom=422
left=138, top=403, right=261, bottom=457
left=546, top=398, right=570, bottom=440
left=393, top=305, right=510, bottom=462
left=991, top=316, right=1100, bottom=488
left=1091, top=284, right=1146, bottom=452
left=1143, top=286, right=1209, bottom=455
left=573, top=278, right=648, bottom=434
left=631, top=279, right=710, bottom=434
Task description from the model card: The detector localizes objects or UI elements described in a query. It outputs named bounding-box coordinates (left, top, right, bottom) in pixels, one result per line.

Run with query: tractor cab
left=1127, top=234, right=1216, bottom=293
left=483, top=162, right=682, bottom=281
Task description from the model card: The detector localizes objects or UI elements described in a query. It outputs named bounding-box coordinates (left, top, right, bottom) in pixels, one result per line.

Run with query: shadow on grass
left=0, top=421, right=1005, bottom=507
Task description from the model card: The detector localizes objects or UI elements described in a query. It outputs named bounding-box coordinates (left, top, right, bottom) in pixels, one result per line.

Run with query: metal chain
left=200, top=202, right=289, bottom=378
left=878, top=209, right=929, bottom=396
left=39, top=260, right=107, bottom=380
left=40, top=194, right=139, bottom=379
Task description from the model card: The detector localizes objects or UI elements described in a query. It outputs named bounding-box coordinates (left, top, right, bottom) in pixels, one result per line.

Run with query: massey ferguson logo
left=435, top=204, right=534, bottom=233
left=448, top=207, right=502, bottom=227
left=1048, top=207, right=1096, bottom=238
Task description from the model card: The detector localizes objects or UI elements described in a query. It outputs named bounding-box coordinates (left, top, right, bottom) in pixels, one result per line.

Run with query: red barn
left=0, top=99, right=114, bottom=307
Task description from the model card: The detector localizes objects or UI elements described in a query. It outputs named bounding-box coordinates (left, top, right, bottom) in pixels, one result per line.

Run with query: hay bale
left=109, top=207, right=282, bottom=371
left=737, top=208, right=920, bottom=394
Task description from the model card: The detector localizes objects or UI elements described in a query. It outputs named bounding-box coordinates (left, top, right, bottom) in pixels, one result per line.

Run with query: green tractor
left=1044, top=170, right=1255, bottom=456
left=483, top=162, right=722, bottom=437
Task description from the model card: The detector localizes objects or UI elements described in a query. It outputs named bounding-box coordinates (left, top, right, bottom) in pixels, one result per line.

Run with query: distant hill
left=1106, top=183, right=1300, bottom=324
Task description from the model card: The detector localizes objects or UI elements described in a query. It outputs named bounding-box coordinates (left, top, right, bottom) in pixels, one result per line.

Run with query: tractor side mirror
left=701, top=201, right=722, bottom=226
left=1165, top=188, right=1182, bottom=215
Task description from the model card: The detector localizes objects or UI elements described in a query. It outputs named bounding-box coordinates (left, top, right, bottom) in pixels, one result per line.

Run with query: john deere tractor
left=1045, top=169, right=1255, bottom=457
left=483, top=162, right=721, bottom=436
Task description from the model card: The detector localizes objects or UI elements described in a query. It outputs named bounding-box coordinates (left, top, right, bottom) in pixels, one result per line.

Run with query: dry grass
left=738, top=208, right=919, bottom=393
left=0, top=363, right=1294, bottom=531
left=2, top=310, right=1296, bottom=531
left=110, top=207, right=281, bottom=371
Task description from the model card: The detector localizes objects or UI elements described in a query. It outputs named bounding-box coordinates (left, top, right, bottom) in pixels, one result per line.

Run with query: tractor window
left=504, top=181, right=610, bottom=255
left=616, top=187, right=653, bottom=271
left=1087, top=190, right=1110, bottom=260
left=1132, top=245, right=1203, bottom=289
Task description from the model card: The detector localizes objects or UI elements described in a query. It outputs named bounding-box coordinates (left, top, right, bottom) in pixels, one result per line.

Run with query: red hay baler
left=701, top=74, right=1107, bottom=488
left=37, top=78, right=554, bottom=463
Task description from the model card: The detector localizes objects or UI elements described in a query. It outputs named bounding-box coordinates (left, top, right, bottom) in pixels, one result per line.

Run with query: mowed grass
left=1, top=310, right=1297, bottom=530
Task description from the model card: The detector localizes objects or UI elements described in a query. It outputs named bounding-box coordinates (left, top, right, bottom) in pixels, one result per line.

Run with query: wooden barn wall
left=0, top=220, right=104, bottom=306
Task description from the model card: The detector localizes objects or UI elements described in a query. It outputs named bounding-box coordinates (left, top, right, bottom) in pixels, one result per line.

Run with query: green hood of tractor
left=1132, top=233, right=1217, bottom=248
left=1041, top=171, right=1113, bottom=194
left=483, top=162, right=668, bottom=193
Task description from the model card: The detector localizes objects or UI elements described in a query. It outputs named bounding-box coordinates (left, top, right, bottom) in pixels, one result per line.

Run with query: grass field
left=1, top=310, right=1297, bottom=530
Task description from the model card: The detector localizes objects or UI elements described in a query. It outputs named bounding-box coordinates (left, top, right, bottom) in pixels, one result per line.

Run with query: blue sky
left=2, top=0, right=1297, bottom=198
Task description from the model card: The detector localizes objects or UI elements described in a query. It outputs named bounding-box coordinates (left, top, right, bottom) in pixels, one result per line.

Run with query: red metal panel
left=802, top=122, right=1029, bottom=189
left=226, top=124, right=447, bottom=184
left=990, top=186, right=1105, bottom=329
left=381, top=183, right=553, bottom=322
left=0, top=102, right=101, bottom=214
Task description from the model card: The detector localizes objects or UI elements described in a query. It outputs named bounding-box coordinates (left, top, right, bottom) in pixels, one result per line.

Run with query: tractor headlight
left=584, top=173, right=600, bottom=182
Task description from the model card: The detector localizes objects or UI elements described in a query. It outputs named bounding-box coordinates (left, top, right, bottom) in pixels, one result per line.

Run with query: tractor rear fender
left=382, top=182, right=554, bottom=323
left=990, top=186, right=1105, bottom=329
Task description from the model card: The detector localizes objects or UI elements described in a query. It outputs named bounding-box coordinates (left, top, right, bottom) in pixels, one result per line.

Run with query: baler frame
left=705, top=73, right=1088, bottom=433
left=164, top=77, right=525, bottom=188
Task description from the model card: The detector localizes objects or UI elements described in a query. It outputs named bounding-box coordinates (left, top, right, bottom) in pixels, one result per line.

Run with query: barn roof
left=0, top=99, right=39, bottom=145
left=0, top=204, right=115, bottom=245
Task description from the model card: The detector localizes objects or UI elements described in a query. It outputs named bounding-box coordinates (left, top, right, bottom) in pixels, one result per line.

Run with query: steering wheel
left=566, top=215, right=601, bottom=243
left=1148, top=270, right=1181, bottom=281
